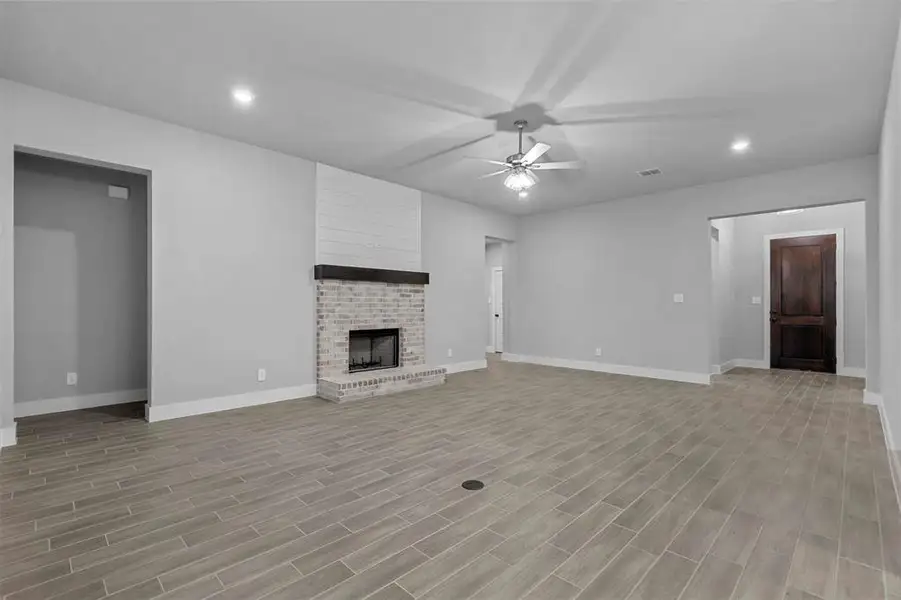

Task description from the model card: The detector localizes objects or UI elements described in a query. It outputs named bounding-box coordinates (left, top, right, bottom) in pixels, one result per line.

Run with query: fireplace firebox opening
left=349, top=328, right=400, bottom=373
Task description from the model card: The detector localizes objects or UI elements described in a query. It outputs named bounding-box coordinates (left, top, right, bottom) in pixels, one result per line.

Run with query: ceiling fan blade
left=478, top=169, right=509, bottom=179
left=289, top=52, right=510, bottom=119
left=515, top=1, right=638, bottom=110
left=551, top=95, right=788, bottom=126
left=543, top=3, right=646, bottom=109
left=521, top=142, right=551, bottom=165
left=530, top=160, right=584, bottom=170
left=515, top=0, right=657, bottom=109
left=530, top=131, right=582, bottom=165
left=463, top=157, right=511, bottom=167
left=404, top=133, right=495, bottom=168
left=371, top=120, right=496, bottom=171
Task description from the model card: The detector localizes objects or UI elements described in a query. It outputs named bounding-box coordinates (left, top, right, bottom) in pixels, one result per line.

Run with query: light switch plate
left=752, top=296, right=762, bottom=305
left=673, top=293, right=684, bottom=304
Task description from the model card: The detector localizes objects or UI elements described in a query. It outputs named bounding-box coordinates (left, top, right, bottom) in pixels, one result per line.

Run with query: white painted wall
left=510, top=156, right=878, bottom=380
left=422, top=193, right=516, bottom=368
left=315, top=163, right=421, bottom=271
left=14, top=154, right=148, bottom=405
left=879, top=19, right=901, bottom=453
left=719, top=202, right=867, bottom=372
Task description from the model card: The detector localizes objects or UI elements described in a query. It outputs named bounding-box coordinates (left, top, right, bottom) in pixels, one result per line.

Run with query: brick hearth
left=316, top=279, right=445, bottom=402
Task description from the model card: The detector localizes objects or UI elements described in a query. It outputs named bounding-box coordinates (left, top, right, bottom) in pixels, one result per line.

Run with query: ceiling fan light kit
left=476, top=119, right=583, bottom=198
left=504, top=167, right=536, bottom=192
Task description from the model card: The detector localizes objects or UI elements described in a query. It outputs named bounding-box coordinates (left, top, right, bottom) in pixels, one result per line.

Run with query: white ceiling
left=1, top=1, right=898, bottom=215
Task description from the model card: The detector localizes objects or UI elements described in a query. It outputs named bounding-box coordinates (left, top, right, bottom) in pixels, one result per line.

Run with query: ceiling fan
left=473, top=120, right=583, bottom=197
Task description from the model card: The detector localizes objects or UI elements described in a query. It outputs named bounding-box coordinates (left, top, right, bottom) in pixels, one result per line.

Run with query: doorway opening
left=13, top=151, right=150, bottom=420
left=709, top=201, right=866, bottom=378
left=485, top=237, right=506, bottom=355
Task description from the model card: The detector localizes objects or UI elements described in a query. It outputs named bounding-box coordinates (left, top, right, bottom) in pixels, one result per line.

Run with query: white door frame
left=491, top=267, right=504, bottom=353
left=763, top=228, right=845, bottom=374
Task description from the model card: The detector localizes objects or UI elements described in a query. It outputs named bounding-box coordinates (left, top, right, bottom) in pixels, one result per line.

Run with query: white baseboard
left=879, top=401, right=898, bottom=452
left=0, top=423, right=17, bottom=448
left=502, top=354, right=710, bottom=385
left=15, top=389, right=147, bottom=418
left=889, top=449, right=901, bottom=515
left=838, top=366, right=866, bottom=379
left=717, top=359, right=770, bottom=372
left=731, top=359, right=769, bottom=370
left=722, top=360, right=864, bottom=379
left=864, top=390, right=883, bottom=407
left=486, top=346, right=495, bottom=353
left=861, top=390, right=901, bottom=514
left=442, top=359, right=488, bottom=375
left=715, top=360, right=737, bottom=374
left=146, top=384, right=317, bottom=423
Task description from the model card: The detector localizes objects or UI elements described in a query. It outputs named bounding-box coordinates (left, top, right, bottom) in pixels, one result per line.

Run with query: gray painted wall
left=711, top=218, right=735, bottom=368
left=879, top=18, right=901, bottom=450
left=510, top=156, right=878, bottom=378
left=0, top=80, right=518, bottom=433
left=421, top=193, right=516, bottom=367
left=14, top=154, right=148, bottom=403
left=866, top=196, right=881, bottom=393
left=724, top=202, right=867, bottom=370
left=0, top=78, right=881, bottom=438
left=1, top=79, right=318, bottom=417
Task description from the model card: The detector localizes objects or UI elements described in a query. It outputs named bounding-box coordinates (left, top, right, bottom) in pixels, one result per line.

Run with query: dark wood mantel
left=313, top=264, right=429, bottom=285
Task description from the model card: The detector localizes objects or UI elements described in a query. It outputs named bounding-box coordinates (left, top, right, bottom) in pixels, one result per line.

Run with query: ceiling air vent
left=108, top=185, right=130, bottom=200
left=637, top=168, right=662, bottom=177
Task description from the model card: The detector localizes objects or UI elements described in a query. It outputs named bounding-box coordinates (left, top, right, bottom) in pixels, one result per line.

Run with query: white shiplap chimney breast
left=315, top=163, right=421, bottom=271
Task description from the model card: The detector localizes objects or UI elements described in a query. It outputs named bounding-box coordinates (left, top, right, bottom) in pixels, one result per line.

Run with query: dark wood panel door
left=770, top=234, right=836, bottom=373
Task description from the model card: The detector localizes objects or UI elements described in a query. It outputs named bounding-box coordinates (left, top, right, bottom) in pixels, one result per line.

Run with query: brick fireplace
left=315, top=266, right=446, bottom=402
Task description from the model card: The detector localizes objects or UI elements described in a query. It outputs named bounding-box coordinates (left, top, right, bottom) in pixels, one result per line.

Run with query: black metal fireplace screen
left=348, top=328, right=399, bottom=373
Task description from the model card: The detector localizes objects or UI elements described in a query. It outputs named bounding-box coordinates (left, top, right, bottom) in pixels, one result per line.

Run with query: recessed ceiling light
left=777, top=208, right=804, bottom=215
left=518, top=190, right=529, bottom=200
left=231, top=87, right=255, bottom=107
left=731, top=138, right=751, bottom=154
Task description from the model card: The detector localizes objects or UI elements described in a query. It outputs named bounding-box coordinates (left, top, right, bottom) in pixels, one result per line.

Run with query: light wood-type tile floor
left=1, top=359, right=898, bottom=600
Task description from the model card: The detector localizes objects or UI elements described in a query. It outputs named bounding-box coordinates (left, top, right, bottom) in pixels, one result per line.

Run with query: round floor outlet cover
left=462, top=480, right=484, bottom=491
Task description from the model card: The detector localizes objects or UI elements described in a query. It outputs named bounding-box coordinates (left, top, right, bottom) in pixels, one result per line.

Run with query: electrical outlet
left=66, top=372, right=78, bottom=386
left=595, top=347, right=602, bottom=357
left=447, top=348, right=453, bottom=358
left=751, top=296, right=762, bottom=305
left=257, top=368, right=267, bottom=382
left=673, top=293, right=684, bottom=303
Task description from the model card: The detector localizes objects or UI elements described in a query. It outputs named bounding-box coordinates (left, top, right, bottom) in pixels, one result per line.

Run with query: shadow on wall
left=14, top=153, right=148, bottom=405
